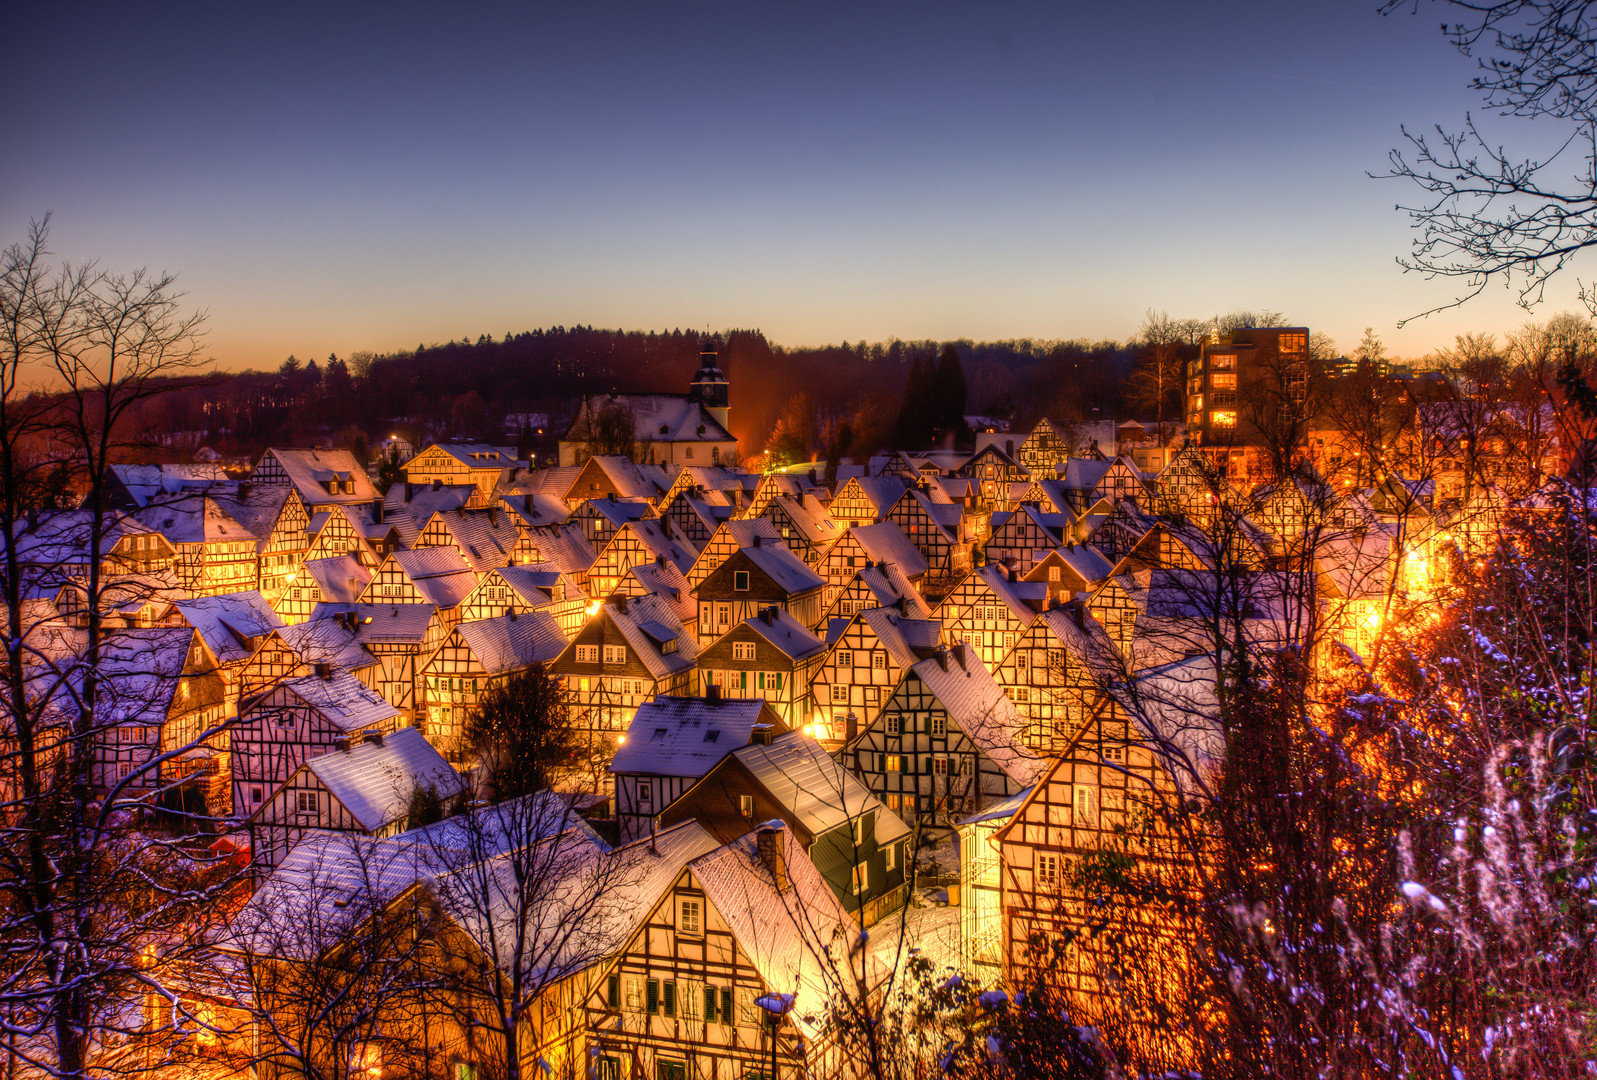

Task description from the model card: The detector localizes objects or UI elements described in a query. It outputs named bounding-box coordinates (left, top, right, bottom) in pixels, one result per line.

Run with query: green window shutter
left=924, top=715, right=932, bottom=734
left=647, top=978, right=659, bottom=1015
left=663, top=980, right=676, bottom=1018
left=607, top=974, right=619, bottom=1008
left=704, top=985, right=717, bottom=1022
left=720, top=988, right=733, bottom=1024
left=924, top=756, right=933, bottom=774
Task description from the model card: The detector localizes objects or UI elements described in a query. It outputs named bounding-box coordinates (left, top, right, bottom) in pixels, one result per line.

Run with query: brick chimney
left=706, top=683, right=721, bottom=705
left=757, top=826, right=790, bottom=891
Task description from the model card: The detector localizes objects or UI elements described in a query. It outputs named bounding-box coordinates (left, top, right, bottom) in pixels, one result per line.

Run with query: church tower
left=689, top=340, right=730, bottom=432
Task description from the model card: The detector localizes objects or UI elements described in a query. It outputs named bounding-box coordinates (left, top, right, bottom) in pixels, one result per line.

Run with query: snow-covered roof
left=302, top=555, right=372, bottom=604
left=738, top=538, right=825, bottom=595
left=858, top=607, right=942, bottom=669
left=424, top=505, right=526, bottom=572
left=851, top=521, right=930, bottom=578
left=276, top=617, right=376, bottom=673
left=733, top=733, right=910, bottom=847
left=310, top=603, right=439, bottom=645
left=611, top=696, right=781, bottom=778
left=389, top=547, right=478, bottom=610
left=1106, top=653, right=1222, bottom=794
left=527, top=523, right=596, bottom=577
left=854, top=562, right=932, bottom=619
left=281, top=670, right=401, bottom=732
left=972, top=564, right=1046, bottom=622
left=605, top=594, right=699, bottom=680
left=257, top=448, right=378, bottom=506
left=739, top=608, right=827, bottom=661
left=569, top=394, right=734, bottom=445
left=107, top=463, right=231, bottom=508
left=175, top=592, right=283, bottom=665
left=302, top=726, right=466, bottom=832
left=453, top=611, right=567, bottom=675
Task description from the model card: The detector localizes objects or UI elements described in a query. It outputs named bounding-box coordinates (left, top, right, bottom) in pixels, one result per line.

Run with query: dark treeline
left=128, top=327, right=1140, bottom=463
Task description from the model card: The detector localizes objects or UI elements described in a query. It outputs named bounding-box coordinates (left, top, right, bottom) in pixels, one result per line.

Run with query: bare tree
left=1124, top=310, right=1186, bottom=427
left=1381, top=0, right=1597, bottom=319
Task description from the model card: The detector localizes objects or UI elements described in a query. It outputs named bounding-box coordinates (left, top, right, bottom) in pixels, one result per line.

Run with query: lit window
left=1212, top=410, right=1237, bottom=427
left=885, top=754, right=901, bottom=772
left=1210, top=373, right=1237, bottom=390
left=637, top=781, right=652, bottom=803
left=852, top=864, right=868, bottom=895
left=678, top=897, right=702, bottom=935
left=739, top=794, right=755, bottom=818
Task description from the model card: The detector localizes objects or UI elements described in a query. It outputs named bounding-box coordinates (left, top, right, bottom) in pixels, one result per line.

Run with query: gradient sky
left=3, top=0, right=1578, bottom=370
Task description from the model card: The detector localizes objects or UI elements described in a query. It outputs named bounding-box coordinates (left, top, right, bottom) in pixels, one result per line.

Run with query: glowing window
left=1212, top=410, right=1237, bottom=427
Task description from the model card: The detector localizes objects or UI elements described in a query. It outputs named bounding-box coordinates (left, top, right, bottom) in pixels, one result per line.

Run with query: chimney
left=1008, top=565, right=1017, bottom=583
left=655, top=554, right=666, bottom=568
left=951, top=642, right=968, bottom=670
left=372, top=501, right=384, bottom=523
left=364, top=731, right=384, bottom=746
left=524, top=493, right=533, bottom=512
left=432, top=479, right=441, bottom=490
left=237, top=480, right=250, bottom=500
left=405, top=481, right=413, bottom=500
left=761, top=607, right=775, bottom=626
left=752, top=726, right=773, bottom=745
left=935, top=650, right=949, bottom=671
left=507, top=609, right=518, bottom=622
left=757, top=827, right=790, bottom=891
left=706, top=683, right=722, bottom=706
left=796, top=490, right=805, bottom=507
left=334, top=737, right=352, bottom=752
left=808, top=469, right=818, bottom=485
left=315, top=662, right=333, bottom=679
left=753, top=534, right=762, bottom=548
left=615, top=595, right=628, bottom=614
left=845, top=710, right=858, bottom=743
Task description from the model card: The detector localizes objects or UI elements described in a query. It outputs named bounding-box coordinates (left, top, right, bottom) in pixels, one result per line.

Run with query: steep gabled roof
left=857, top=607, right=941, bottom=668
left=735, top=608, right=826, bottom=661
left=281, top=670, right=401, bottom=732
left=302, top=555, right=373, bottom=604
left=257, top=448, right=378, bottom=506
left=175, top=592, right=283, bottom=665
left=732, top=733, right=909, bottom=846
left=689, top=826, right=885, bottom=1038
left=851, top=521, right=930, bottom=578
left=302, top=726, right=465, bottom=832
left=453, top=612, right=567, bottom=676
left=611, top=696, right=784, bottom=777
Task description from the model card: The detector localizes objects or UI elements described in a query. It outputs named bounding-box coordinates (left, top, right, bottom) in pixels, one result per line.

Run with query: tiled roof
left=257, top=448, right=378, bottom=505
left=739, top=608, right=826, bottom=660
left=303, top=555, right=372, bottom=604
left=175, top=592, right=283, bottom=665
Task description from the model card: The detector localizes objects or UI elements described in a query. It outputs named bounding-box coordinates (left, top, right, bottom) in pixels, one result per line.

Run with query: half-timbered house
left=1014, top=418, right=1071, bottom=475
left=828, top=476, right=910, bottom=528
left=818, top=561, right=931, bottom=627
left=661, top=488, right=735, bottom=552
left=934, top=564, right=1045, bottom=671
left=694, top=607, right=826, bottom=729
left=417, top=610, right=568, bottom=762
left=982, top=505, right=1067, bottom=574
left=232, top=668, right=402, bottom=816
left=548, top=594, right=702, bottom=771
left=884, top=486, right=969, bottom=580
left=993, top=604, right=1123, bottom=755
left=683, top=518, right=781, bottom=592
left=173, top=592, right=283, bottom=717
left=589, top=519, right=697, bottom=599
left=247, top=725, right=464, bottom=876
left=573, top=497, right=654, bottom=549
left=460, top=562, right=589, bottom=637
left=583, top=824, right=879, bottom=1080
left=990, top=655, right=1217, bottom=1011
left=845, top=645, right=1046, bottom=824
left=809, top=606, right=940, bottom=742
left=815, top=522, right=929, bottom=611
left=402, top=443, right=520, bottom=495
left=413, top=503, right=535, bottom=572
left=359, top=546, right=478, bottom=629
left=274, top=554, right=373, bottom=625
left=251, top=448, right=380, bottom=515
left=694, top=532, right=825, bottom=641
left=310, top=603, right=447, bottom=720
left=1022, top=545, right=1115, bottom=609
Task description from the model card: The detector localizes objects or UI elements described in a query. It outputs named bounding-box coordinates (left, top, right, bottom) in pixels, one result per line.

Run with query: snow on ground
left=868, top=829, right=964, bottom=978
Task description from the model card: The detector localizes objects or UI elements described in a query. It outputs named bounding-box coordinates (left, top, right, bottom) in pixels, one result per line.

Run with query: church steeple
left=690, top=340, right=730, bottom=430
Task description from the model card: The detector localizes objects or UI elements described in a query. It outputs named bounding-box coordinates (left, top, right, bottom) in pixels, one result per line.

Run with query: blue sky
left=3, top=0, right=1574, bottom=369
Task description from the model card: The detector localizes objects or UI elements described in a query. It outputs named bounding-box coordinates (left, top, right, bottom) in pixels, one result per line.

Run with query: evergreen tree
left=935, top=343, right=969, bottom=436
